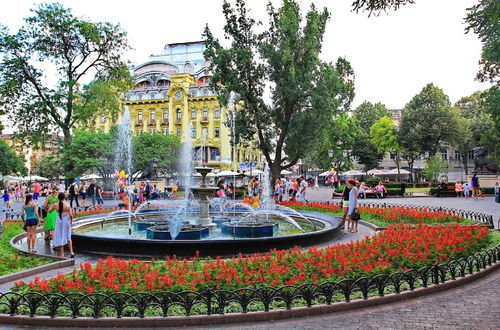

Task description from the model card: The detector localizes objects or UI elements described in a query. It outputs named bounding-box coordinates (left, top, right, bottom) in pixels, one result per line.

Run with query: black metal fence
left=0, top=245, right=498, bottom=319
left=350, top=202, right=494, bottom=227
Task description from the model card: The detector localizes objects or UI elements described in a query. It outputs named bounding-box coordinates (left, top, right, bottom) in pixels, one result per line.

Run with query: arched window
left=157, top=80, right=170, bottom=88
left=191, top=108, right=197, bottom=119
left=176, top=109, right=182, bottom=121
left=203, top=108, right=208, bottom=120
left=137, top=111, right=143, bottom=121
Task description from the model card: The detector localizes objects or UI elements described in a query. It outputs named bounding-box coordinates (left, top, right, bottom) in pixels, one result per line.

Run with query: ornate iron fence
left=0, top=245, right=498, bottom=319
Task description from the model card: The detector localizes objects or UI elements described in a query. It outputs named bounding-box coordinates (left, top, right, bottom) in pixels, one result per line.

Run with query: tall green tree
left=399, top=83, right=464, bottom=154
left=204, top=0, right=354, bottom=183
left=0, top=140, right=26, bottom=176
left=423, top=153, right=449, bottom=182
left=31, top=154, right=65, bottom=180
left=0, top=3, right=131, bottom=148
left=454, top=91, right=492, bottom=175
left=479, top=87, right=500, bottom=164
left=62, top=130, right=115, bottom=181
left=370, top=116, right=402, bottom=181
left=306, top=114, right=359, bottom=176
left=132, top=133, right=181, bottom=180
left=351, top=101, right=388, bottom=171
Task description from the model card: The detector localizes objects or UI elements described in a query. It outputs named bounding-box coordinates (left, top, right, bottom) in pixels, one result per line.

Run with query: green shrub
left=366, top=176, right=382, bottom=186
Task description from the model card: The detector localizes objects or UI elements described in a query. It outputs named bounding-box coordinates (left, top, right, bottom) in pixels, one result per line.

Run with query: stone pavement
left=306, top=187, right=500, bottom=228
left=195, top=268, right=500, bottom=330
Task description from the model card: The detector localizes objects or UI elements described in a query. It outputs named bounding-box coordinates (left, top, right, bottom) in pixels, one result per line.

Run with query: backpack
left=69, top=183, right=75, bottom=195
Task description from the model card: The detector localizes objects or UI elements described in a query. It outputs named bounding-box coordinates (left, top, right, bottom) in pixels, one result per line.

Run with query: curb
left=0, top=259, right=75, bottom=285
left=0, top=261, right=497, bottom=327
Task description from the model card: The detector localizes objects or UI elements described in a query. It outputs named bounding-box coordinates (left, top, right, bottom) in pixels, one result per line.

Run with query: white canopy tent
left=80, top=174, right=102, bottom=180
left=244, top=169, right=264, bottom=176
left=216, top=170, right=240, bottom=177
left=318, top=171, right=334, bottom=177
left=280, top=169, right=292, bottom=175
left=342, top=170, right=365, bottom=177
left=1, top=175, right=26, bottom=182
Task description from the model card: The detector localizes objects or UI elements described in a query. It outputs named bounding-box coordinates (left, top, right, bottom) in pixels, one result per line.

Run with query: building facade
left=97, top=41, right=261, bottom=171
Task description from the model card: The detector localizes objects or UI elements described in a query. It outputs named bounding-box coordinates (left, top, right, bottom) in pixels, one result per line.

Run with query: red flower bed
left=280, top=201, right=468, bottom=225
left=14, top=224, right=489, bottom=293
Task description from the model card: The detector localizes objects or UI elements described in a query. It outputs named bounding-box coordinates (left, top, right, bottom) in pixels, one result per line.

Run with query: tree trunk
left=269, top=161, right=281, bottom=194
left=407, top=159, right=415, bottom=183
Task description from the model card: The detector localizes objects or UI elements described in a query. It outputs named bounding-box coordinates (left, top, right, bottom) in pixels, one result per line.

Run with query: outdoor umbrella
left=387, top=168, right=410, bottom=174
left=216, top=170, right=240, bottom=176
left=367, top=169, right=388, bottom=175
left=244, top=169, right=263, bottom=176
left=28, top=175, right=49, bottom=181
left=280, top=169, right=292, bottom=175
left=318, top=171, right=332, bottom=177
left=342, top=170, right=365, bottom=176
left=1, top=175, right=25, bottom=182
left=80, top=174, right=102, bottom=180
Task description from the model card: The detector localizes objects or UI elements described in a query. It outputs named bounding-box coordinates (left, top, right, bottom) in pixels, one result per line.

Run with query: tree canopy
left=204, top=0, right=354, bottom=181
left=0, top=3, right=132, bottom=147
left=133, top=133, right=181, bottom=179
left=0, top=140, right=26, bottom=176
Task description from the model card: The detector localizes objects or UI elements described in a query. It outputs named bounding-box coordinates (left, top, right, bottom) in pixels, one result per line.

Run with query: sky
left=0, top=0, right=490, bottom=110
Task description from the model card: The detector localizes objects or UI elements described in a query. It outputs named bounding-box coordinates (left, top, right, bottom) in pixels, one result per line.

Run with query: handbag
left=351, top=208, right=361, bottom=221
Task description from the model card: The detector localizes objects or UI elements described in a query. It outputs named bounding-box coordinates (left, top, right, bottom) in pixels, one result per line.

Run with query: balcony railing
left=135, top=120, right=143, bottom=127
left=149, top=120, right=156, bottom=126
left=161, top=119, right=169, bottom=125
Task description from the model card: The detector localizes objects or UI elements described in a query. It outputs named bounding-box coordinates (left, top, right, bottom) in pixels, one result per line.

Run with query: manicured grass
left=0, top=221, right=51, bottom=276
left=406, top=187, right=430, bottom=194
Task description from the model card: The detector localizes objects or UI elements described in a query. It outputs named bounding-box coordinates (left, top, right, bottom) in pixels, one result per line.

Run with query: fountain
left=67, top=96, right=342, bottom=257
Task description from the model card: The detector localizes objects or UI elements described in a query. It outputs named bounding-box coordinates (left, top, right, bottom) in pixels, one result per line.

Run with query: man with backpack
left=87, top=179, right=97, bottom=207
left=68, top=181, right=80, bottom=208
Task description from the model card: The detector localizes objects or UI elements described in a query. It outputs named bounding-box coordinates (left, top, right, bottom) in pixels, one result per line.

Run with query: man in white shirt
left=284, top=177, right=292, bottom=201
left=299, top=176, right=307, bottom=202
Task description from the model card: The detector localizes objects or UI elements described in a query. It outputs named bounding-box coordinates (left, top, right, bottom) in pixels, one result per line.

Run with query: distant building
left=97, top=41, right=262, bottom=171
left=0, top=134, right=61, bottom=174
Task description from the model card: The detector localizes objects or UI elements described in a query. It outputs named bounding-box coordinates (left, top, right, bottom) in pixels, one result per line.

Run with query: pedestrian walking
left=346, top=179, right=359, bottom=233
left=494, top=182, right=499, bottom=203
left=43, top=186, right=59, bottom=241
left=32, top=182, right=41, bottom=201
left=48, top=193, right=75, bottom=258
left=471, top=173, right=479, bottom=199
left=88, top=179, right=97, bottom=206
left=68, top=181, right=80, bottom=208
left=21, top=194, right=40, bottom=253
left=80, top=181, right=87, bottom=208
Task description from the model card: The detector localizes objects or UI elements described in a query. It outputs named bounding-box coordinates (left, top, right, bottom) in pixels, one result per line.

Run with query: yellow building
left=97, top=41, right=261, bottom=171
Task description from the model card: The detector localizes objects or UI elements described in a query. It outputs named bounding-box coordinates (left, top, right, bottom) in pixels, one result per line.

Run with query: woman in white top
left=48, top=192, right=75, bottom=258
left=346, top=179, right=359, bottom=233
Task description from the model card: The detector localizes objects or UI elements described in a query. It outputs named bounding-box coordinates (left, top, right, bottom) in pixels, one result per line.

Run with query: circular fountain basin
left=146, top=224, right=209, bottom=240
left=221, top=221, right=278, bottom=238
left=71, top=209, right=342, bottom=257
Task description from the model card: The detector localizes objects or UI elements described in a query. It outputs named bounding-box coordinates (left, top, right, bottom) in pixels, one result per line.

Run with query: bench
left=435, top=185, right=457, bottom=197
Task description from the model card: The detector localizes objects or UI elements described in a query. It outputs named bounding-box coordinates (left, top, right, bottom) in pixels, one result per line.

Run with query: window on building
left=441, top=150, right=448, bottom=161
left=138, top=111, right=143, bottom=121
left=176, top=109, right=182, bottom=121
left=150, top=111, right=155, bottom=120
left=454, top=150, right=461, bottom=160
left=177, top=128, right=182, bottom=137
left=136, top=129, right=142, bottom=135
left=202, top=127, right=208, bottom=139
left=214, top=127, right=220, bottom=138
left=100, top=114, right=106, bottom=123
left=210, top=147, right=221, bottom=161
left=149, top=129, right=155, bottom=134
left=203, top=108, right=208, bottom=119
left=468, top=149, right=474, bottom=160
left=191, top=108, right=196, bottom=118
left=162, top=129, right=168, bottom=135
left=191, top=127, right=196, bottom=138
left=163, top=110, right=168, bottom=121
left=214, top=108, right=220, bottom=118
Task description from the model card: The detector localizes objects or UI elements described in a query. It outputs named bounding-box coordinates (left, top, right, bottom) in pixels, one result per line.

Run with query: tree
left=352, top=101, right=390, bottom=132
left=306, top=114, right=360, bottom=176
left=370, top=116, right=402, bottom=181
left=351, top=101, right=388, bottom=171
left=399, top=83, right=464, bottom=156
left=31, top=154, right=65, bottom=180
left=454, top=91, right=492, bottom=175
left=464, top=0, right=499, bottom=85
left=132, top=133, right=181, bottom=180
left=423, top=154, right=449, bottom=182
left=0, top=3, right=131, bottom=149
left=0, top=139, right=26, bottom=176
left=351, top=0, right=415, bottom=16
left=204, top=0, right=354, bottom=184
left=480, top=87, right=500, bottom=164
left=62, top=130, right=115, bottom=181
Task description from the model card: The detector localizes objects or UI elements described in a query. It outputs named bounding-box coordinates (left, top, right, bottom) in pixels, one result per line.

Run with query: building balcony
left=175, top=119, right=182, bottom=125
left=161, top=119, right=169, bottom=125
left=149, top=120, right=156, bottom=126
left=135, top=120, right=143, bottom=127
left=200, top=117, right=209, bottom=124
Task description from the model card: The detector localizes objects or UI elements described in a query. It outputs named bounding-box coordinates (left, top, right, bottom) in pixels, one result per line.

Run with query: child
left=243, top=195, right=251, bottom=205
left=251, top=194, right=260, bottom=208
left=2, top=190, right=11, bottom=210
left=463, top=182, right=470, bottom=198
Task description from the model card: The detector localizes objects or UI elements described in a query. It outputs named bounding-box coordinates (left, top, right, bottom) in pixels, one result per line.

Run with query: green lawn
left=0, top=221, right=52, bottom=276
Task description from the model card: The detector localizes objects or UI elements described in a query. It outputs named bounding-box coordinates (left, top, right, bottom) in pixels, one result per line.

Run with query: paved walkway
left=198, top=267, right=500, bottom=330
